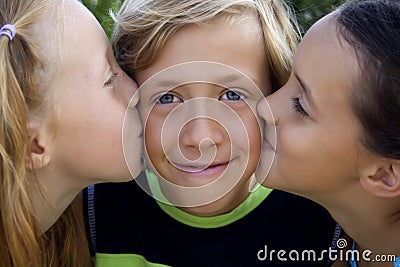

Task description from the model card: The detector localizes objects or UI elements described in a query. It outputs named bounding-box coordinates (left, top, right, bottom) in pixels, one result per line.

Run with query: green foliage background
left=82, top=0, right=342, bottom=38
left=288, top=0, right=342, bottom=32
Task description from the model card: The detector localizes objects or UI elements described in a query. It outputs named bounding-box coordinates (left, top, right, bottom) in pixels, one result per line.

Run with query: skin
left=28, top=0, right=142, bottom=231
left=256, top=14, right=362, bottom=203
left=136, top=12, right=270, bottom=216
left=256, top=14, right=400, bottom=265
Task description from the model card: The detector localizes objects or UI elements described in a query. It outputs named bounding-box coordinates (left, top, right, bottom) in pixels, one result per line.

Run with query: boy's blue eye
left=157, top=93, right=182, bottom=104
left=220, top=90, right=243, bottom=101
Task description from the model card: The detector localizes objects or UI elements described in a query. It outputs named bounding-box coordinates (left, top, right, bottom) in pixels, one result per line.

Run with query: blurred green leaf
left=289, top=0, right=342, bottom=32
left=82, top=0, right=123, bottom=38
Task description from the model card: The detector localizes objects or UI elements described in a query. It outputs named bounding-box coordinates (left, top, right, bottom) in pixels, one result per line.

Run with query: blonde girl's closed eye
left=104, top=72, right=118, bottom=87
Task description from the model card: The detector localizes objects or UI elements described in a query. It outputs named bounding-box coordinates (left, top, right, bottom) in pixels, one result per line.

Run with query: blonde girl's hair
left=112, top=0, right=300, bottom=90
left=0, top=0, right=91, bottom=266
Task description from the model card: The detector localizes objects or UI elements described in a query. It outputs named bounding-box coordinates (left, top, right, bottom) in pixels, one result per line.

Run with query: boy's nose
left=180, top=118, right=225, bottom=151
left=179, top=118, right=228, bottom=163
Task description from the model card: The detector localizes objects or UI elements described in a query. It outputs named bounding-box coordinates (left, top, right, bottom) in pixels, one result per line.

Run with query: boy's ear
left=360, top=158, right=400, bottom=198
left=26, top=120, right=51, bottom=171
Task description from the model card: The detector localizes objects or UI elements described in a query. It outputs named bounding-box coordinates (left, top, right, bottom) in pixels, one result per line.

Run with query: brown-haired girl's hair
left=0, top=0, right=92, bottom=266
left=112, top=0, right=300, bottom=91
left=336, top=0, right=400, bottom=159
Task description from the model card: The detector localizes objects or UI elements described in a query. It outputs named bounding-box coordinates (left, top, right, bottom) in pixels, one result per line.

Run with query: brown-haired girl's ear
left=360, top=159, right=400, bottom=198
left=26, top=120, right=51, bottom=170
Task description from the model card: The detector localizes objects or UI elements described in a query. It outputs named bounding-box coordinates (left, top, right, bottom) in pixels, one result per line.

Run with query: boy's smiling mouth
left=171, top=160, right=232, bottom=177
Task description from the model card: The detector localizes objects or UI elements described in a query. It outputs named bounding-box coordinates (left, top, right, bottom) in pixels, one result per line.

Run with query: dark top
left=83, top=172, right=340, bottom=267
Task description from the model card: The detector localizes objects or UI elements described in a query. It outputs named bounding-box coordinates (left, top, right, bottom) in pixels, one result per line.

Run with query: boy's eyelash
left=157, top=93, right=182, bottom=104
left=104, top=72, right=118, bottom=87
left=291, top=97, right=309, bottom=117
left=219, top=88, right=247, bottom=101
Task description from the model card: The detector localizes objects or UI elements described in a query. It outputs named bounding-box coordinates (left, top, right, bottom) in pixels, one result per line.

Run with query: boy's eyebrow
left=218, top=74, right=260, bottom=88
left=155, top=74, right=244, bottom=87
left=156, top=80, right=181, bottom=87
left=217, top=74, right=242, bottom=84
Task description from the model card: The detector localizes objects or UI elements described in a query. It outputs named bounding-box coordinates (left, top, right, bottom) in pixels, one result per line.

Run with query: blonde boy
left=84, top=1, right=338, bottom=266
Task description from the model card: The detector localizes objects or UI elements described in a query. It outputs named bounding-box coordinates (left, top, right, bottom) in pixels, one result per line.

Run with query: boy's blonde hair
left=112, top=0, right=300, bottom=90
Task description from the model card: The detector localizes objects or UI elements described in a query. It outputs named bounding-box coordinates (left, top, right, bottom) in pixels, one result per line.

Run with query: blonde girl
left=0, top=0, right=142, bottom=266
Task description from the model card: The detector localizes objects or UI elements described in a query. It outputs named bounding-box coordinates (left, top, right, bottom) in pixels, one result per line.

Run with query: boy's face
left=136, top=13, right=270, bottom=216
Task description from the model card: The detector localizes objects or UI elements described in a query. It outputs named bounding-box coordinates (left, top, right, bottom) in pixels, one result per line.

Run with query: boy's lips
left=172, top=161, right=231, bottom=176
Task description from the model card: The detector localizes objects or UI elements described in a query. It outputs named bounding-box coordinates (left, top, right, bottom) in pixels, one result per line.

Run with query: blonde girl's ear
left=26, top=120, right=51, bottom=170
left=360, top=158, right=400, bottom=198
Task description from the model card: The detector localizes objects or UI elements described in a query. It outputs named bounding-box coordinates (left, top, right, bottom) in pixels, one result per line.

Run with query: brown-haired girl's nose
left=257, top=96, right=278, bottom=126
